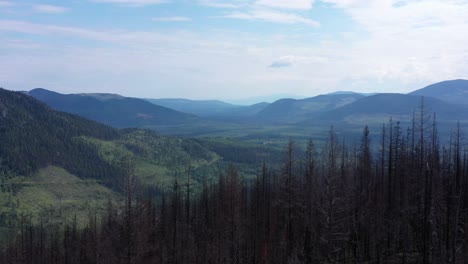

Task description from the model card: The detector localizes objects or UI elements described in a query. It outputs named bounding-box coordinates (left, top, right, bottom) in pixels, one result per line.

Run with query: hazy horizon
left=4, top=78, right=463, bottom=106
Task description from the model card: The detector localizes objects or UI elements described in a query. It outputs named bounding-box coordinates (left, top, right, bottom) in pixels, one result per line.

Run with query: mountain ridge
left=28, top=88, right=200, bottom=128
left=255, top=93, right=365, bottom=123
left=409, top=79, right=468, bottom=105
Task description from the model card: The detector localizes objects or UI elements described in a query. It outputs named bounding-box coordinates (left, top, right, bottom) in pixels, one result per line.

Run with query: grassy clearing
left=134, top=159, right=175, bottom=187
left=0, top=166, right=120, bottom=227
left=77, top=136, right=133, bottom=164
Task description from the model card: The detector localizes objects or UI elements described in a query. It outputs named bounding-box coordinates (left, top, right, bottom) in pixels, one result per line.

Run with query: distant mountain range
left=24, top=79, right=468, bottom=135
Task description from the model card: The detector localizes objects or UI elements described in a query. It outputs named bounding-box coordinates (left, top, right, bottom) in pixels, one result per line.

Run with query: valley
left=1, top=79, right=468, bottom=262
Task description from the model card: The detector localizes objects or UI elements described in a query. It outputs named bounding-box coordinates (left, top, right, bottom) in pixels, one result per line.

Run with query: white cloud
left=90, top=0, right=167, bottom=6
left=322, top=0, right=468, bottom=34
left=255, top=0, right=314, bottom=10
left=224, top=10, right=320, bottom=27
left=33, top=4, right=68, bottom=13
left=316, top=0, right=468, bottom=86
left=152, top=16, right=191, bottom=22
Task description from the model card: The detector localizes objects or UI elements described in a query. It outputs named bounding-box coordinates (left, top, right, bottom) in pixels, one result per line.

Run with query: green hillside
left=0, top=166, right=119, bottom=231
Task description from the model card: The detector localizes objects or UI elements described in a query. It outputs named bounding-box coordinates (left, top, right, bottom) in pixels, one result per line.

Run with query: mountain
left=256, top=93, right=365, bottom=123
left=28, top=88, right=199, bottom=128
left=409, top=79, right=468, bottom=105
left=317, top=93, right=468, bottom=126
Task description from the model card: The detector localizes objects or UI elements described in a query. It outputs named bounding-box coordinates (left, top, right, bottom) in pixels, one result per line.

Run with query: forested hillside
left=0, top=88, right=121, bottom=180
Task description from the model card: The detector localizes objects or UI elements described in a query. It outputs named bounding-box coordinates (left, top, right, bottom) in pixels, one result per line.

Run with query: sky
left=1, top=0, right=468, bottom=102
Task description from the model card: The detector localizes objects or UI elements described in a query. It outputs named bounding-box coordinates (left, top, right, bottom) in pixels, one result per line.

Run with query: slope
left=0, top=166, right=119, bottom=227
left=28, top=88, right=200, bottom=128
left=0, top=87, right=121, bottom=181
left=409, top=79, right=468, bottom=105
left=256, top=93, right=365, bottom=123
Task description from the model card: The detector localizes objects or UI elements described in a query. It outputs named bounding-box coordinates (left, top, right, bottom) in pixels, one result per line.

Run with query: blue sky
left=1, top=0, right=468, bottom=101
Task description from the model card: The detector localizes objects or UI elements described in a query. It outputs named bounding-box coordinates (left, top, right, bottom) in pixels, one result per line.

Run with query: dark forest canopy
left=2, top=97, right=468, bottom=264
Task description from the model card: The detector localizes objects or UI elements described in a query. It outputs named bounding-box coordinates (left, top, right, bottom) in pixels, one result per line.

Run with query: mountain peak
left=29, top=87, right=60, bottom=95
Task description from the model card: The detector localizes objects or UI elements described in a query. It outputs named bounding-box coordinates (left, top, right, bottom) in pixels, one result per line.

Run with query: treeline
left=2, top=100, right=468, bottom=263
